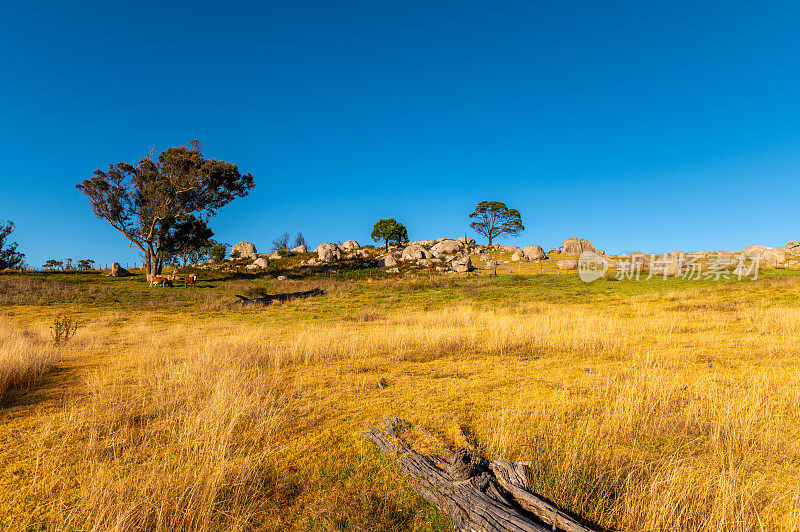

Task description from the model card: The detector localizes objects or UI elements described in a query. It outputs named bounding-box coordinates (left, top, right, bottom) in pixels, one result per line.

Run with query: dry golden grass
left=2, top=274, right=800, bottom=530
left=0, top=317, right=59, bottom=401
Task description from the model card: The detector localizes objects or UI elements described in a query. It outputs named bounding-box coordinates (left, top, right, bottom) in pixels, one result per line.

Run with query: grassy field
left=1, top=266, right=800, bottom=531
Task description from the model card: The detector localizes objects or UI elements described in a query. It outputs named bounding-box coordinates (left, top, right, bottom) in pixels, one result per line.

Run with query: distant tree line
left=41, top=258, right=96, bottom=271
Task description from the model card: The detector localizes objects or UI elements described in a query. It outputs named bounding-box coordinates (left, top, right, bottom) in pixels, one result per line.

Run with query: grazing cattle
left=150, top=274, right=175, bottom=287
left=184, top=274, right=197, bottom=287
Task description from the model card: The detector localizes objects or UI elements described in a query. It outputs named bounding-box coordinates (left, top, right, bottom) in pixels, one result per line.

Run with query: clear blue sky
left=2, top=1, right=800, bottom=267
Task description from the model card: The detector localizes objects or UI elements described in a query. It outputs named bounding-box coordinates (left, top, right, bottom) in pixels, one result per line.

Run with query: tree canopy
left=0, top=220, right=25, bottom=269
left=468, top=201, right=524, bottom=245
left=76, top=140, right=254, bottom=276
left=371, top=218, right=409, bottom=250
left=159, top=215, right=215, bottom=267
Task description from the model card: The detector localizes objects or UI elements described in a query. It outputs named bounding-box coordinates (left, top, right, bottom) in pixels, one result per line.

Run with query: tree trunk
left=145, top=246, right=153, bottom=280
left=144, top=242, right=163, bottom=279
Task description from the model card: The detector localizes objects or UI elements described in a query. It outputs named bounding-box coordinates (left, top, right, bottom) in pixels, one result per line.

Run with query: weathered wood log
left=231, top=287, right=325, bottom=306
left=363, top=416, right=599, bottom=532
left=489, top=461, right=595, bottom=532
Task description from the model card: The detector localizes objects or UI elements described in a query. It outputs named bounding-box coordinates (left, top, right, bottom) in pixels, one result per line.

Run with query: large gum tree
left=468, top=200, right=524, bottom=245
left=77, top=140, right=254, bottom=277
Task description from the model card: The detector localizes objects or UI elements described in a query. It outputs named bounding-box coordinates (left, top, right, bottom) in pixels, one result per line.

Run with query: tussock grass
left=0, top=317, right=58, bottom=400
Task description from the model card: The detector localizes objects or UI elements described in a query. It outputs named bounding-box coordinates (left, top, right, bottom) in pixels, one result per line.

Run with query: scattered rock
left=107, top=262, right=131, bottom=277
left=511, top=250, right=525, bottom=261
left=585, top=368, right=596, bottom=374
left=557, top=259, right=578, bottom=270
left=522, top=245, right=547, bottom=261
left=596, top=249, right=605, bottom=255
left=451, top=256, right=475, bottom=273
left=600, top=255, right=617, bottom=268
left=340, top=240, right=360, bottom=251
left=277, top=275, right=287, bottom=281
left=379, top=254, right=398, bottom=268
left=291, top=244, right=308, bottom=253
left=377, top=378, right=388, bottom=389
left=457, top=236, right=476, bottom=246
left=503, top=245, right=521, bottom=254
left=252, top=257, right=269, bottom=269
left=548, top=248, right=561, bottom=254
left=231, top=241, right=258, bottom=260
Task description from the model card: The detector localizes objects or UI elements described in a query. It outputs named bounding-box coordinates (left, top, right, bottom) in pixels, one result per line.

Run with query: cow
left=150, top=274, right=175, bottom=287
left=184, top=274, right=197, bottom=287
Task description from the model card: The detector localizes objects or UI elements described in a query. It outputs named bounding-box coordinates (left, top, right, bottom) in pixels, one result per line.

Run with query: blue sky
left=2, top=1, right=800, bottom=267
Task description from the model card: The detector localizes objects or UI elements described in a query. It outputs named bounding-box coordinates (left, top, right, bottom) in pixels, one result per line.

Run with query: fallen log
left=231, top=287, right=325, bottom=306
left=363, top=416, right=599, bottom=532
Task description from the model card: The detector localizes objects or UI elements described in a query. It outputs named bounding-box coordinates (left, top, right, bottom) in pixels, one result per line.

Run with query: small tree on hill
left=293, top=232, right=306, bottom=249
left=272, top=232, right=291, bottom=253
left=468, top=201, right=524, bottom=245
left=208, top=241, right=228, bottom=263
left=371, top=218, right=409, bottom=251
left=0, top=220, right=25, bottom=269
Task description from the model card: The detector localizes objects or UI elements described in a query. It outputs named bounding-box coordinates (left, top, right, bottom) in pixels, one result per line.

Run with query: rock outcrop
left=317, top=243, right=342, bottom=262
left=291, top=244, right=308, bottom=253
left=742, top=246, right=787, bottom=268
left=457, top=236, right=476, bottom=246
left=252, top=257, right=269, bottom=269
left=562, top=238, right=595, bottom=255
left=340, top=240, right=360, bottom=251
left=401, top=245, right=431, bottom=261
left=231, top=241, right=258, bottom=260
left=431, top=239, right=461, bottom=255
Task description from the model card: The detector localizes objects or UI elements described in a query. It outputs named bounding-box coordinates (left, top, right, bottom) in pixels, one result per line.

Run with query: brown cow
left=150, top=274, right=175, bottom=287
left=184, top=274, right=197, bottom=287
